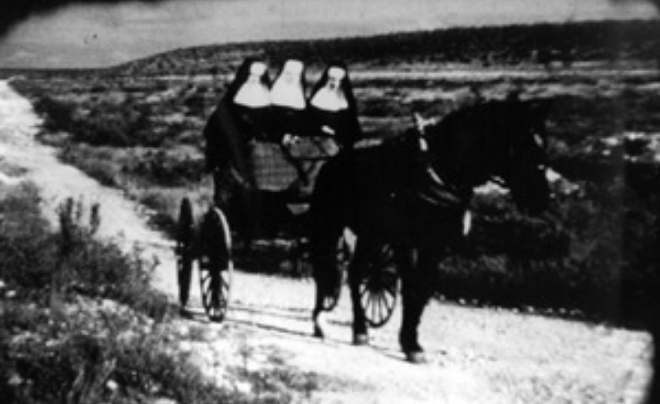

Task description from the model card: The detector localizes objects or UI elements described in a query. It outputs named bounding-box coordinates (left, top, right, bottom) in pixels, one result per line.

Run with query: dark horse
left=309, top=99, right=552, bottom=362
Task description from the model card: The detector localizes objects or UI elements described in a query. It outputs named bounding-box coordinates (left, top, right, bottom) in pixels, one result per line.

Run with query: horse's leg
left=312, top=278, right=328, bottom=339
left=398, top=247, right=436, bottom=363
left=311, top=225, right=345, bottom=339
left=348, top=239, right=370, bottom=345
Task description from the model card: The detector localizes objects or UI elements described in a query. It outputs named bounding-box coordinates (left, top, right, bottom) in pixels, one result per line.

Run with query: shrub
left=0, top=187, right=172, bottom=320
left=32, top=96, right=79, bottom=134
left=0, top=186, right=245, bottom=404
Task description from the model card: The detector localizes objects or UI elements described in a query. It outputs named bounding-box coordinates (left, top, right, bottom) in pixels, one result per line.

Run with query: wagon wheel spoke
left=199, top=207, right=233, bottom=323
left=382, top=272, right=398, bottom=296
left=375, top=293, right=385, bottom=322
left=201, top=270, right=231, bottom=321
left=176, top=198, right=195, bottom=308
left=369, top=295, right=377, bottom=323
left=359, top=243, right=399, bottom=328
left=383, top=287, right=396, bottom=311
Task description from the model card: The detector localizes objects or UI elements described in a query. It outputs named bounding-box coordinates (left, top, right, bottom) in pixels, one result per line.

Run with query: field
left=6, top=19, right=660, bottom=329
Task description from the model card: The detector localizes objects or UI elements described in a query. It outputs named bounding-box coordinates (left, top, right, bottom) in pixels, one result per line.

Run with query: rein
left=412, top=113, right=465, bottom=207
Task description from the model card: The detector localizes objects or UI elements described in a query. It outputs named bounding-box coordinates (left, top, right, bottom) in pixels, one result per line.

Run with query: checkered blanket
left=248, top=137, right=339, bottom=193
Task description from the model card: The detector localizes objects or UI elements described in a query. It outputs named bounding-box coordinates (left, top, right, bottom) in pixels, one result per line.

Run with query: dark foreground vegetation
left=0, top=184, right=317, bottom=404
left=6, top=19, right=660, bottom=329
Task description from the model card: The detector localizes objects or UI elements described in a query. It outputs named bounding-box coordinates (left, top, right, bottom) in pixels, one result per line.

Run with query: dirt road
left=0, top=79, right=654, bottom=404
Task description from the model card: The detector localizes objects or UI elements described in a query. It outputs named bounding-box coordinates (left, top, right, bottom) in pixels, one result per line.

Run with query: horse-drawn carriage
left=174, top=59, right=400, bottom=327
left=174, top=58, right=553, bottom=363
left=175, top=133, right=337, bottom=314
left=174, top=117, right=404, bottom=327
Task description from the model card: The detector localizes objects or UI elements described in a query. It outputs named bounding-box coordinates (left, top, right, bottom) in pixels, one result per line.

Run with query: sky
left=0, top=0, right=657, bottom=69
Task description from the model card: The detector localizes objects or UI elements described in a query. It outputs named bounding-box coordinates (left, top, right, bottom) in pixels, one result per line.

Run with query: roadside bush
left=0, top=185, right=248, bottom=404
left=1, top=304, right=242, bottom=404
left=132, top=149, right=205, bottom=187
left=360, top=97, right=409, bottom=117
left=32, top=96, right=79, bottom=135
left=60, top=146, right=125, bottom=188
left=30, top=94, right=167, bottom=148
left=0, top=184, right=56, bottom=293
left=433, top=156, right=659, bottom=326
left=0, top=185, right=171, bottom=319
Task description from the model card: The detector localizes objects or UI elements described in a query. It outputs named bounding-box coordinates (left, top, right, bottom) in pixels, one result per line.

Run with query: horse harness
left=409, top=114, right=467, bottom=210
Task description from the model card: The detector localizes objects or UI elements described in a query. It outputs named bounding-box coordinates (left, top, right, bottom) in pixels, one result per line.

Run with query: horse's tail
left=309, top=154, right=352, bottom=307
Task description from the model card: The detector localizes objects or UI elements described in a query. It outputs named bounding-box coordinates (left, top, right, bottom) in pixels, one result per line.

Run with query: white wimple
left=310, top=67, right=349, bottom=112
left=270, top=60, right=306, bottom=110
left=233, top=62, right=271, bottom=108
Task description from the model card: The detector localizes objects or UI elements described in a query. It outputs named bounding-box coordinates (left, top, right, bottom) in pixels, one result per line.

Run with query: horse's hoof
left=404, top=350, right=427, bottom=364
left=313, top=326, right=325, bottom=339
left=353, top=333, right=369, bottom=346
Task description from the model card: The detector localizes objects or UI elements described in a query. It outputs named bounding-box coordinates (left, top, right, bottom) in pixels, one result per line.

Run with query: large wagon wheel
left=176, top=198, right=195, bottom=308
left=199, top=206, right=233, bottom=322
left=360, top=243, right=398, bottom=328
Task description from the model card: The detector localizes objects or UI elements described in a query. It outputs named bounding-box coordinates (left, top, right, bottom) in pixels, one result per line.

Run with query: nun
left=269, top=59, right=310, bottom=142
left=203, top=58, right=273, bottom=209
left=308, top=61, right=362, bottom=148
left=222, top=58, right=273, bottom=143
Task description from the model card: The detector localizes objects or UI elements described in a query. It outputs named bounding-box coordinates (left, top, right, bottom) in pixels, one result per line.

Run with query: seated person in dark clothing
left=204, top=57, right=273, bottom=180
left=308, top=61, right=363, bottom=148
left=225, top=59, right=273, bottom=143
left=203, top=58, right=278, bottom=234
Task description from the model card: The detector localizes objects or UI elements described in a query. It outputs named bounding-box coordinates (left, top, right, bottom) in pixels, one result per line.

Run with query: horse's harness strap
left=409, top=116, right=465, bottom=208
left=415, top=134, right=464, bottom=208
left=415, top=165, right=463, bottom=207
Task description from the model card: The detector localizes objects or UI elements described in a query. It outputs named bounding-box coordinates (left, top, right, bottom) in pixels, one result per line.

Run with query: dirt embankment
left=0, top=79, right=654, bottom=404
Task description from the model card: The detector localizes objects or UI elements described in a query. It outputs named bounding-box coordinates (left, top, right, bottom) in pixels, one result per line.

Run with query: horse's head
left=421, top=99, right=552, bottom=215
left=501, top=100, right=552, bottom=214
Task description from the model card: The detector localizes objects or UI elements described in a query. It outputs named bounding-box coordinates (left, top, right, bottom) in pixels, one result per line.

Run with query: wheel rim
left=199, top=207, right=233, bottom=322
left=176, top=198, right=194, bottom=308
left=361, top=244, right=398, bottom=328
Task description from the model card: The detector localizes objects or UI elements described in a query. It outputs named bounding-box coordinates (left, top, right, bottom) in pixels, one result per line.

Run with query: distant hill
left=108, top=19, right=658, bottom=76
left=3, top=19, right=658, bottom=78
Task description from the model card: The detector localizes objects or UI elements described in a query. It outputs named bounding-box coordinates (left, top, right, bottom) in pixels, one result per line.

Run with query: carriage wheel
left=360, top=244, right=398, bottom=328
left=199, top=207, right=233, bottom=322
left=176, top=198, right=195, bottom=308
